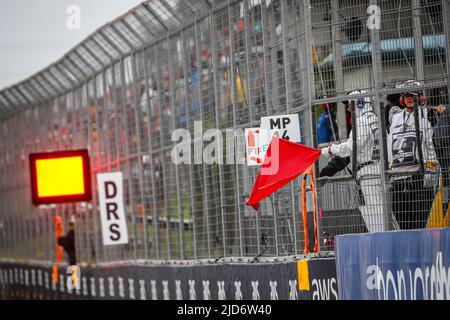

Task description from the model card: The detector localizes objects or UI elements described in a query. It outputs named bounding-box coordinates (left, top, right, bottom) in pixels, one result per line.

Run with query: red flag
left=246, top=137, right=321, bottom=210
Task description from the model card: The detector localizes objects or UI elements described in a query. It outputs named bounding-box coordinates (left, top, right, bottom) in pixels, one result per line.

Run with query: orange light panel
left=36, top=156, right=85, bottom=197
left=29, top=149, right=92, bottom=205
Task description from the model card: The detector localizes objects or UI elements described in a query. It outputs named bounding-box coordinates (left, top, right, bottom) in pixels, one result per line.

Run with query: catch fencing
left=0, top=0, right=449, bottom=264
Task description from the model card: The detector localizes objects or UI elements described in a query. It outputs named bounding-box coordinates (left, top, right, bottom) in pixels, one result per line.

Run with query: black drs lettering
left=109, top=224, right=121, bottom=241
left=106, top=202, right=119, bottom=220
left=105, top=181, right=117, bottom=199
left=282, top=117, right=291, bottom=128
left=99, top=175, right=127, bottom=244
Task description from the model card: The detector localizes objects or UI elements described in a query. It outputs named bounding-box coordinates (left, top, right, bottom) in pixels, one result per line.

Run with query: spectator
left=317, top=103, right=339, bottom=144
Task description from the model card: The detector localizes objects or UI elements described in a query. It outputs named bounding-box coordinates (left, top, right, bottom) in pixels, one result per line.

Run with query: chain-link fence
left=0, top=0, right=449, bottom=264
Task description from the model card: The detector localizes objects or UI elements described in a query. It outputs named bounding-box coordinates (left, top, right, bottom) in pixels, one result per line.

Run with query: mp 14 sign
left=260, top=114, right=301, bottom=142
left=97, top=172, right=129, bottom=246
left=245, top=114, right=301, bottom=166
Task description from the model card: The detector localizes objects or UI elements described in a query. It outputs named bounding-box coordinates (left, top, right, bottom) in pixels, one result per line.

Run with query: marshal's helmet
left=395, top=80, right=424, bottom=106
left=342, top=90, right=370, bottom=110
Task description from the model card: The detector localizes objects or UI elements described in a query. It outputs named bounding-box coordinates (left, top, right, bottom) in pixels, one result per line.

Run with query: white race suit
left=322, top=104, right=386, bottom=232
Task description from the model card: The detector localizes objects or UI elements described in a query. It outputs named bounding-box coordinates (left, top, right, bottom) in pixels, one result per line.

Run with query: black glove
left=319, top=156, right=350, bottom=177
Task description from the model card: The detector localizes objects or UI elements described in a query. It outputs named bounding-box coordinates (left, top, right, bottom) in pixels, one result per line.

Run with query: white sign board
left=245, top=128, right=270, bottom=166
left=97, top=172, right=129, bottom=246
left=261, top=114, right=301, bottom=143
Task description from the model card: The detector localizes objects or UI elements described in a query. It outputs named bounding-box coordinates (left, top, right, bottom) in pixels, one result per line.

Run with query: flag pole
left=310, top=167, right=319, bottom=254
left=301, top=166, right=320, bottom=255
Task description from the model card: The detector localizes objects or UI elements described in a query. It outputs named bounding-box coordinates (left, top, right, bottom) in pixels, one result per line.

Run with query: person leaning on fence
left=321, top=90, right=386, bottom=233
left=387, top=81, right=439, bottom=230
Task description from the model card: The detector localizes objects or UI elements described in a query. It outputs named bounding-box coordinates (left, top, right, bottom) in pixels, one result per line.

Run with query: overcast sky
left=0, top=0, right=143, bottom=90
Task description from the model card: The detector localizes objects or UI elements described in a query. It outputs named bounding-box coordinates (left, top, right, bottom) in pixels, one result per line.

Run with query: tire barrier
left=0, top=258, right=337, bottom=300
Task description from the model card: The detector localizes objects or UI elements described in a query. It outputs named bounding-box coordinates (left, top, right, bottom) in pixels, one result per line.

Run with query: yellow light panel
left=35, top=156, right=85, bottom=198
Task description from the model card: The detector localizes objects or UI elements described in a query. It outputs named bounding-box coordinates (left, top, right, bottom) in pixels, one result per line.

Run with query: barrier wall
left=0, top=258, right=337, bottom=300
left=335, top=228, right=450, bottom=300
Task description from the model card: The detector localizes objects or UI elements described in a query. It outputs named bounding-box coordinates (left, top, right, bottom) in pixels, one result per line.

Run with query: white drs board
left=97, top=172, right=129, bottom=246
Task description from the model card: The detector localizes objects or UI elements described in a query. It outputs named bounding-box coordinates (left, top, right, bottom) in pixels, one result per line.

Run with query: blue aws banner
left=335, top=228, right=450, bottom=300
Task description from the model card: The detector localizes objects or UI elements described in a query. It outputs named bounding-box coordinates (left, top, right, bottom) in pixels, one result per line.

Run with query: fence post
left=369, top=0, right=393, bottom=231
left=130, top=52, right=150, bottom=259
left=303, top=0, right=322, bottom=252
left=142, top=47, right=161, bottom=260
left=153, top=42, right=172, bottom=260
left=166, top=37, right=186, bottom=260
left=443, top=0, right=450, bottom=96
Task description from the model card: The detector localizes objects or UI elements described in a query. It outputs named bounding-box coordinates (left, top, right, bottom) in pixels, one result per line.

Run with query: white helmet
left=395, top=80, right=424, bottom=106
left=347, top=90, right=370, bottom=109
left=395, top=80, right=422, bottom=96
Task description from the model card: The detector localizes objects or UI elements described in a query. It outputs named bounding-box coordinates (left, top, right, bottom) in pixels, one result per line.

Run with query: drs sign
left=97, top=172, right=129, bottom=246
